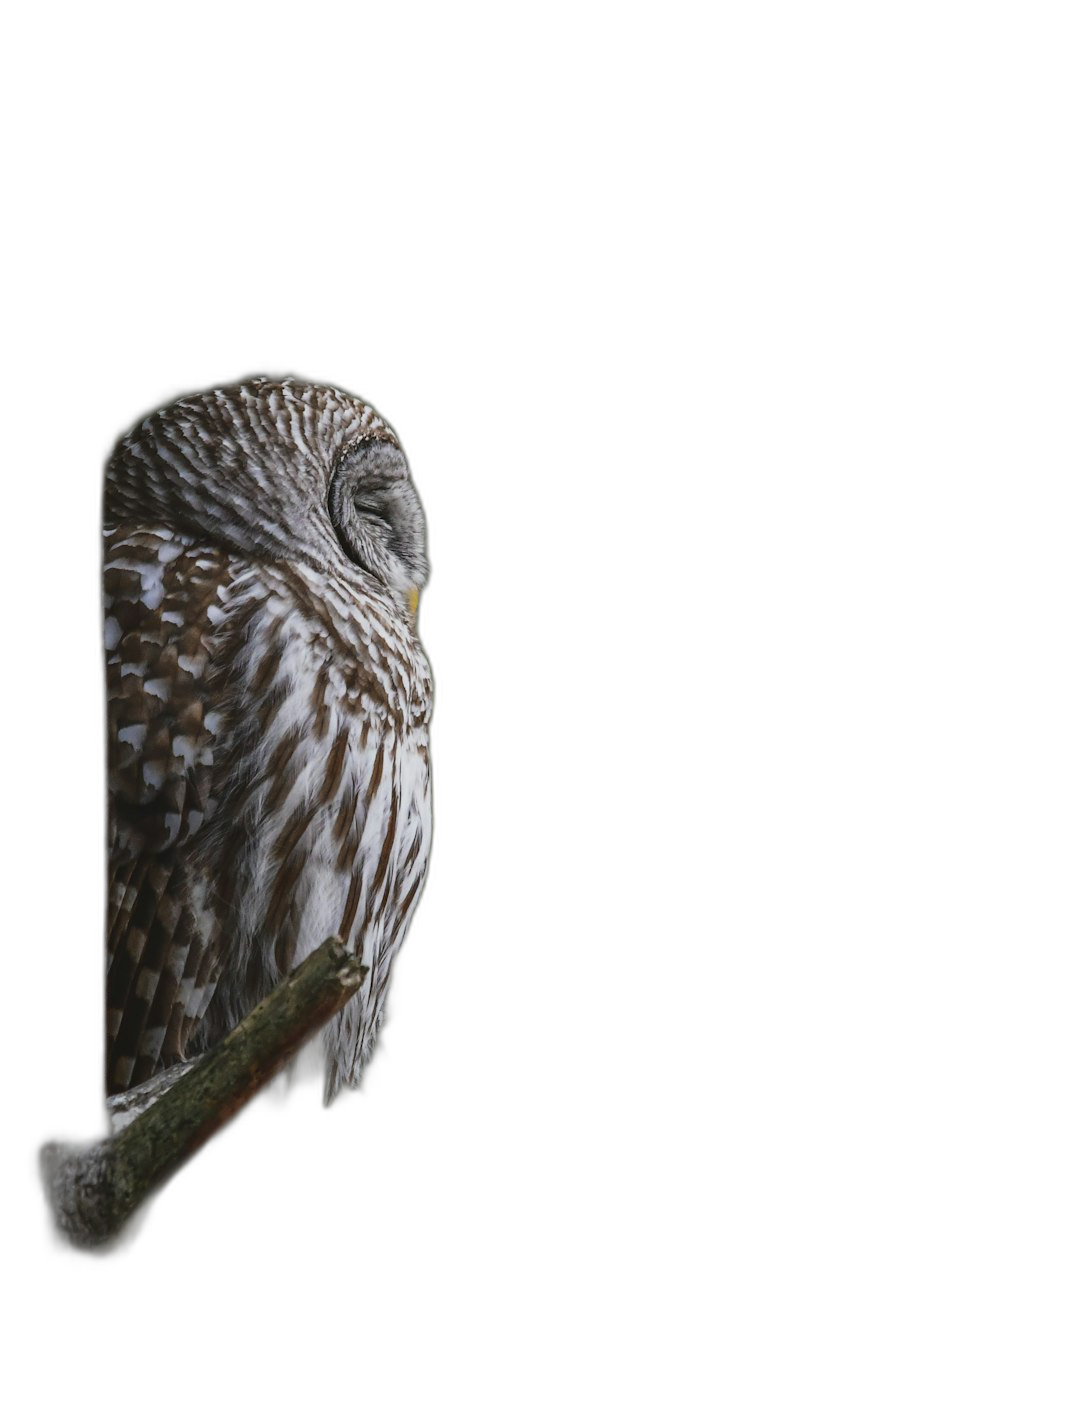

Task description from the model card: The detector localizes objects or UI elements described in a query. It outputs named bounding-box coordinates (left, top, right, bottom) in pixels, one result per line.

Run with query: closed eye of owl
left=103, top=376, right=433, bottom=1105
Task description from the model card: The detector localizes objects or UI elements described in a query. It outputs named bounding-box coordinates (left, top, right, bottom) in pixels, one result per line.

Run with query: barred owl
left=103, top=377, right=432, bottom=1104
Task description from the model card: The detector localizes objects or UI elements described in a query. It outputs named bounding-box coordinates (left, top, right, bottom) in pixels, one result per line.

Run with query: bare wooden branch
left=41, top=936, right=367, bottom=1249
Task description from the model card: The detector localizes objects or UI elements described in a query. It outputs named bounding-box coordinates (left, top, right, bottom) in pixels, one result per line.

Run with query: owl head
left=105, top=376, right=428, bottom=617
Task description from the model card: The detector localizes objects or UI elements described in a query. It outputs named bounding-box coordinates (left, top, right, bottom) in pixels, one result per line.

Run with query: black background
left=12, top=283, right=626, bottom=1299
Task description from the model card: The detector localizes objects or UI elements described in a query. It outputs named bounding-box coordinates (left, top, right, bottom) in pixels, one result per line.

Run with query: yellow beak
left=406, top=585, right=420, bottom=620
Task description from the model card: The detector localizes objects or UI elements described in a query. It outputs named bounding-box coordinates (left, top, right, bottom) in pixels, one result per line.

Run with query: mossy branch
left=41, top=936, right=367, bottom=1249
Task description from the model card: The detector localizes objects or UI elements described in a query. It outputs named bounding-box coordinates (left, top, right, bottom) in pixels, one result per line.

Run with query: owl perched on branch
left=103, top=378, right=432, bottom=1104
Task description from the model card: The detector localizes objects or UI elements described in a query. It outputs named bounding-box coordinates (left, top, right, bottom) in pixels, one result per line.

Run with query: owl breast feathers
left=103, top=378, right=432, bottom=1103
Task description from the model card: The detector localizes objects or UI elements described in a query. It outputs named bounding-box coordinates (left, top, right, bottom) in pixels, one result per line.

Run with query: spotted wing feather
left=103, top=526, right=236, bottom=1093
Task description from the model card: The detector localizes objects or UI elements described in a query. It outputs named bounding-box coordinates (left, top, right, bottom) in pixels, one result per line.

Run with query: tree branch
left=41, top=936, right=367, bottom=1249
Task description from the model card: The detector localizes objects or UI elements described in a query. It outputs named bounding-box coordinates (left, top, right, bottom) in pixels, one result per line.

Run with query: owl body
left=103, top=379, right=432, bottom=1102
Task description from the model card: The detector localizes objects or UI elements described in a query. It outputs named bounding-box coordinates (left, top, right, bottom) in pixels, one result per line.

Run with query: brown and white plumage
left=103, top=378, right=432, bottom=1103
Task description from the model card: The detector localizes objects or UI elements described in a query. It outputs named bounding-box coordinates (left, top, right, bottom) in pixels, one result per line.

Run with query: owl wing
left=103, top=525, right=240, bottom=1094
